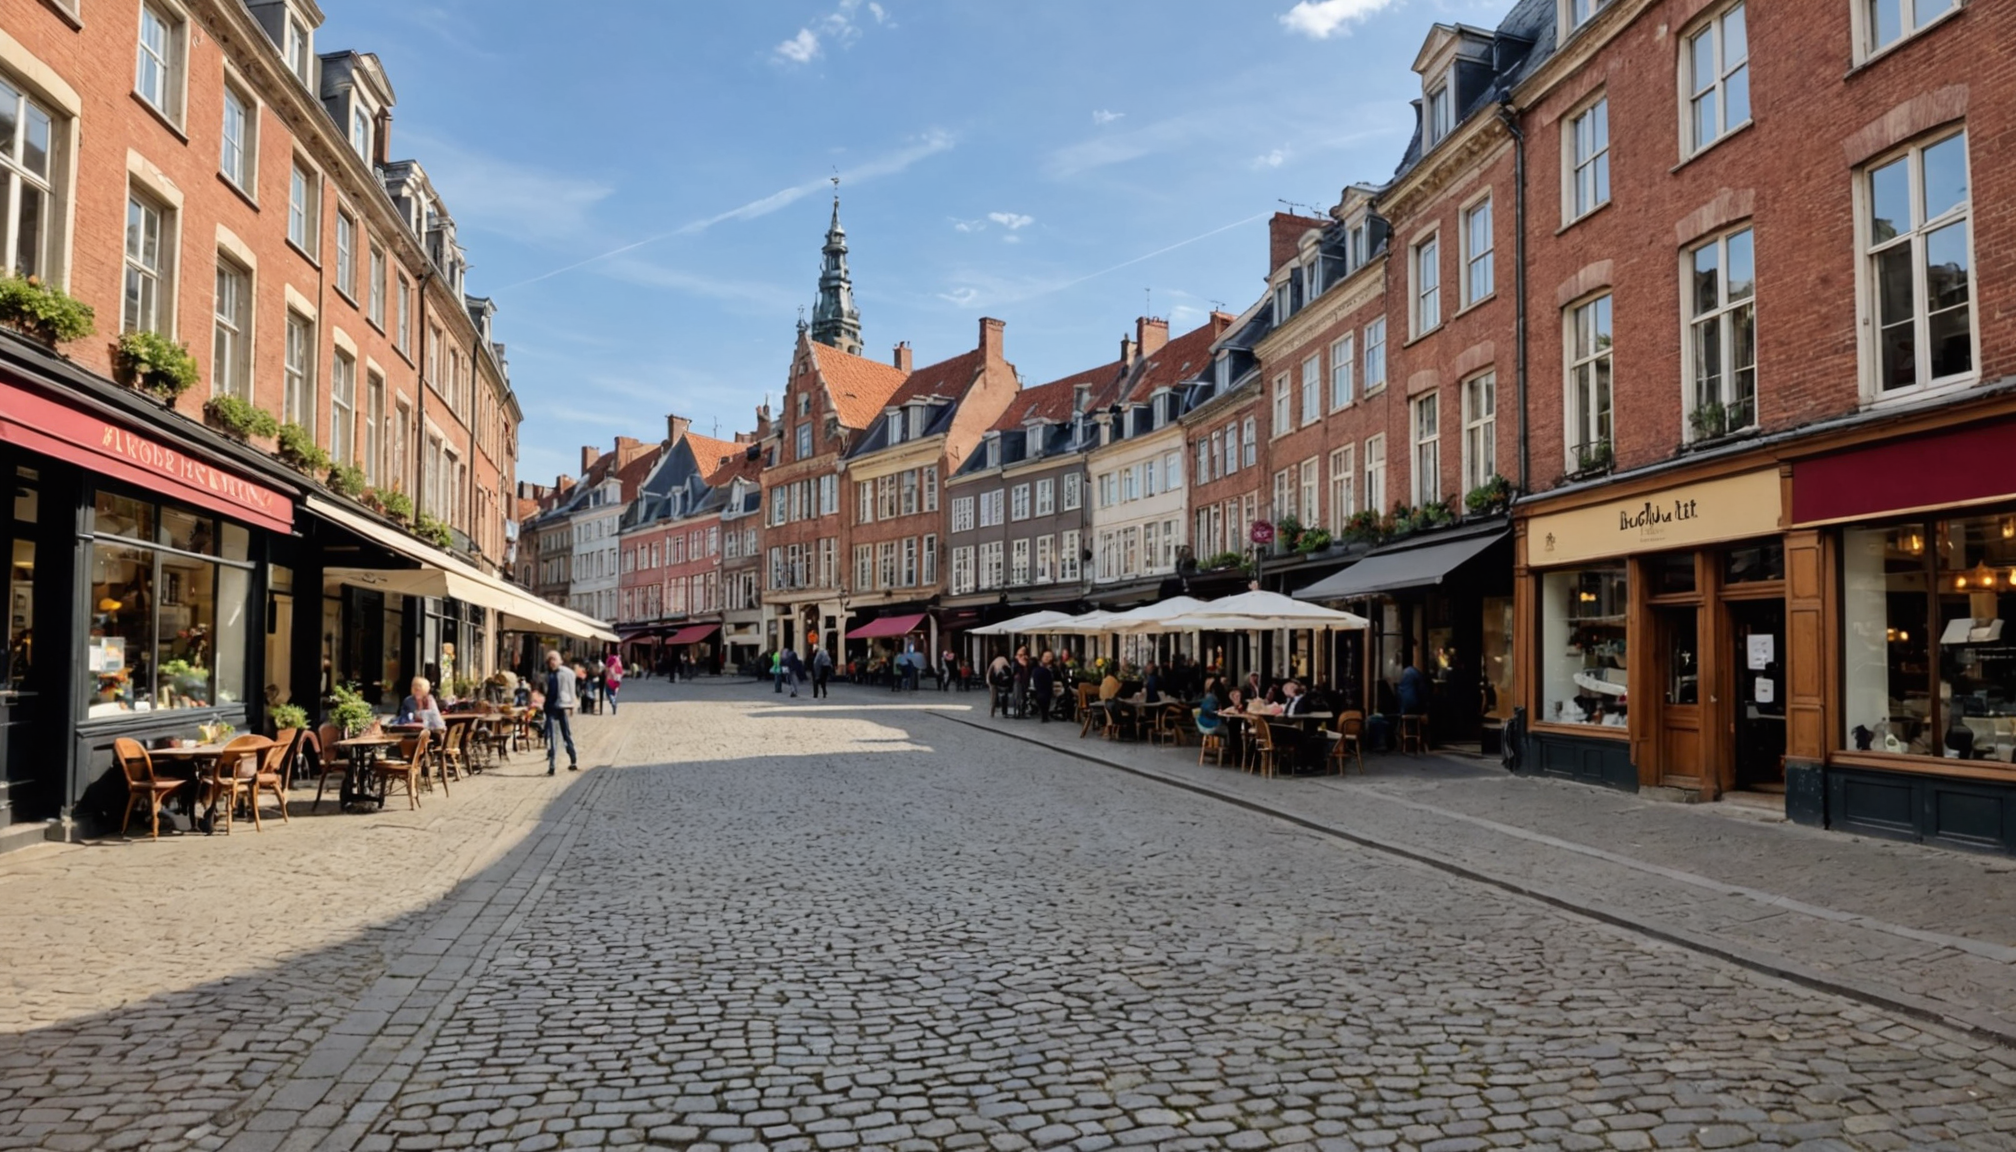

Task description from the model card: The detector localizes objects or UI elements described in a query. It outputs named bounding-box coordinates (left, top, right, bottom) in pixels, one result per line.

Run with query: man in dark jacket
left=782, top=648, right=806, bottom=698
left=542, top=650, right=579, bottom=776
left=1030, top=652, right=1057, bottom=723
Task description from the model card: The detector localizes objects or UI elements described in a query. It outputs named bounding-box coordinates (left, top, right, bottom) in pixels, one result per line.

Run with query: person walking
left=541, top=650, right=579, bottom=775
left=1031, top=652, right=1056, bottom=723
left=938, top=649, right=955, bottom=691
left=772, top=648, right=785, bottom=693
left=604, top=653, right=624, bottom=715
left=811, top=645, right=832, bottom=698
left=782, top=647, right=806, bottom=698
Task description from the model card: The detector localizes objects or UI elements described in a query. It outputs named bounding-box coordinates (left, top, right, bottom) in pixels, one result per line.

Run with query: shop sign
left=1530, top=469, right=1781, bottom=566
left=98, top=424, right=284, bottom=523
left=1250, top=520, right=1276, bottom=545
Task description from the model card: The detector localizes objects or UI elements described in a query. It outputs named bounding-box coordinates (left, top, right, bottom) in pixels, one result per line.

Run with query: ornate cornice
left=1378, top=117, right=1513, bottom=224
left=1254, top=258, right=1386, bottom=362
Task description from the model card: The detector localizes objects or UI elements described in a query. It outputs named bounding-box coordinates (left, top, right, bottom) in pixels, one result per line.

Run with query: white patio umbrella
left=1046, top=610, right=1121, bottom=635
left=1162, top=589, right=1371, bottom=631
left=970, top=609, right=1077, bottom=636
left=1104, top=596, right=1210, bottom=634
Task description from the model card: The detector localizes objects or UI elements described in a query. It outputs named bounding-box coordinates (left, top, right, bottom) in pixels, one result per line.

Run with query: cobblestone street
left=3, top=680, right=2015, bottom=1152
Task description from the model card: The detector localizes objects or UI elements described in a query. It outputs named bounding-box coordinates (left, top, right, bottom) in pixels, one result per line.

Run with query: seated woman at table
left=1197, top=679, right=1224, bottom=734
left=1142, top=662, right=1163, bottom=704
left=399, top=677, right=447, bottom=731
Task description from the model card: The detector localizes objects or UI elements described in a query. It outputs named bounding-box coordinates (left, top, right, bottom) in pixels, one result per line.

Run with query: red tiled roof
left=888, top=348, right=984, bottom=408
left=988, top=358, right=1126, bottom=432
left=810, top=343, right=910, bottom=430
left=708, top=449, right=764, bottom=486
left=616, top=446, right=663, bottom=502
left=1123, top=314, right=1233, bottom=404
left=682, top=432, right=741, bottom=481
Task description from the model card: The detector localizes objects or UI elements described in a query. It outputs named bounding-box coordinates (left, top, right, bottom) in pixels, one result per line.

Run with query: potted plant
left=1274, top=514, right=1304, bottom=550
left=0, top=275, right=95, bottom=345
left=276, top=423, right=331, bottom=474
left=327, top=462, right=367, bottom=498
left=1688, top=400, right=1730, bottom=441
left=380, top=489, right=414, bottom=524
left=1342, top=509, right=1384, bottom=544
left=1573, top=438, right=1614, bottom=476
left=116, top=331, right=200, bottom=400
left=203, top=394, right=280, bottom=441
left=1418, top=500, right=1457, bottom=529
left=329, top=682, right=376, bottom=738
left=1294, top=527, right=1332, bottom=555
left=416, top=512, right=453, bottom=550
left=1204, top=550, right=1244, bottom=571
left=1464, top=474, right=1513, bottom=516
left=270, top=701, right=309, bottom=734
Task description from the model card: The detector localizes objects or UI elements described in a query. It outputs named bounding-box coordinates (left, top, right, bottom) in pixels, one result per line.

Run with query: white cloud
left=1279, top=0, right=1401, bottom=39
left=1092, top=109, right=1125, bottom=125
left=987, top=212, right=1034, bottom=230
left=951, top=218, right=986, bottom=233
left=395, top=130, right=612, bottom=244
left=939, top=287, right=980, bottom=307
left=774, top=28, right=821, bottom=63
left=1001, top=235, right=1022, bottom=244
left=868, top=2, right=890, bottom=23
left=1251, top=147, right=1289, bottom=169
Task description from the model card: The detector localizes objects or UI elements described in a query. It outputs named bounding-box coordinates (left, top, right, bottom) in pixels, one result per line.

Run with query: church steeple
left=810, top=187, right=862, bottom=356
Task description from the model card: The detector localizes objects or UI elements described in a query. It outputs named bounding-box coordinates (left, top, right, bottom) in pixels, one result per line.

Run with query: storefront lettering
left=1620, top=498, right=1700, bottom=533
left=99, top=425, right=279, bottom=518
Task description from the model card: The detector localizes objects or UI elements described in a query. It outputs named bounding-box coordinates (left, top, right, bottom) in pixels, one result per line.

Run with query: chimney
left=1136, top=317, right=1170, bottom=358
left=754, top=403, right=773, bottom=438
left=893, top=342, right=913, bottom=372
left=1073, top=382, right=1092, bottom=415
left=666, top=414, right=692, bottom=445
left=979, top=316, right=1006, bottom=361
left=1270, top=211, right=1321, bottom=273
left=373, top=108, right=393, bottom=169
left=1120, top=336, right=1138, bottom=368
left=580, top=446, right=600, bottom=475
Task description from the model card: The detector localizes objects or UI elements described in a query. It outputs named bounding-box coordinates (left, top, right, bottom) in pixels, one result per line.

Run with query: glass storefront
left=85, top=490, right=254, bottom=719
left=1844, top=513, right=2016, bottom=761
left=1540, top=562, right=1628, bottom=728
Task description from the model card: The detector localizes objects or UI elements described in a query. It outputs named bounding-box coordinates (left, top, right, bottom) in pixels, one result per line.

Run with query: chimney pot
left=979, top=317, right=1006, bottom=361
left=893, top=342, right=913, bottom=372
left=666, top=414, right=692, bottom=445
left=1136, top=317, right=1170, bottom=357
left=580, top=446, right=601, bottom=475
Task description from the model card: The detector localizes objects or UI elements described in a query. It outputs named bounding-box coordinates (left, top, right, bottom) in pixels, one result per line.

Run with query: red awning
left=666, top=623, right=719, bottom=645
left=0, top=378, right=293, bottom=533
left=850, top=612, right=927, bottom=640
left=617, top=626, right=658, bottom=642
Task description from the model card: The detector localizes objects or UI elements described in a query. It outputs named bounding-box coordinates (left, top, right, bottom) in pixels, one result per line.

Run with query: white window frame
left=1010, top=483, right=1031, bottom=521
left=283, top=310, right=315, bottom=432
left=1060, top=530, right=1081, bottom=582
left=951, top=495, right=975, bottom=534
left=1034, top=478, right=1054, bottom=516
left=795, top=422, right=813, bottom=460
left=1462, top=195, right=1494, bottom=306
left=1329, top=335, right=1355, bottom=410
left=1855, top=0, right=1958, bottom=63
left=1272, top=374, right=1292, bottom=437
left=1062, top=472, right=1082, bottom=511
left=1363, top=318, right=1387, bottom=392
left=331, top=350, right=356, bottom=467
left=1327, top=446, right=1356, bottom=534
left=1425, top=79, right=1454, bottom=148
left=951, top=545, right=975, bottom=595
left=1300, top=355, right=1321, bottom=426
left=284, top=13, right=315, bottom=85
left=1462, top=372, right=1497, bottom=494
left=211, top=256, right=251, bottom=399
left=334, top=209, right=357, bottom=300
left=1684, top=227, right=1758, bottom=438
left=122, top=192, right=170, bottom=335
left=1566, top=0, right=1613, bottom=33
left=134, top=3, right=185, bottom=124
left=1242, top=417, right=1257, bottom=468
left=288, top=159, right=318, bottom=256
left=1010, top=538, right=1031, bottom=585
left=220, top=81, right=256, bottom=192
left=1860, top=128, right=1975, bottom=401
left=1683, top=3, right=1750, bottom=157
left=0, top=77, right=56, bottom=282
left=367, top=243, right=386, bottom=328
left=1411, top=392, right=1441, bottom=507
left=1364, top=434, right=1386, bottom=516
left=1413, top=231, right=1441, bottom=337
left=1566, top=95, right=1611, bottom=223
left=1299, top=458, right=1319, bottom=531
left=1565, top=293, right=1615, bottom=467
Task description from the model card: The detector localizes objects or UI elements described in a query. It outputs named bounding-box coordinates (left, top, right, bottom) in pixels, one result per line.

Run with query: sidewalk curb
left=932, top=709, right=2016, bottom=1052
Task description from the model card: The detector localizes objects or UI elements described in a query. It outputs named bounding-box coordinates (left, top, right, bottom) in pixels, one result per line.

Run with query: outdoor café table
left=1255, top=712, right=1335, bottom=773
left=147, top=744, right=223, bottom=819
left=335, top=733, right=403, bottom=810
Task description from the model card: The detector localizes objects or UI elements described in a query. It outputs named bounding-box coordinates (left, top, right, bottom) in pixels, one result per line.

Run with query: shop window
left=1541, top=563, right=1628, bottom=728
left=1844, top=515, right=2016, bottom=760
left=1649, top=552, right=1696, bottom=596
left=1724, top=541, right=1783, bottom=583
left=86, top=491, right=252, bottom=717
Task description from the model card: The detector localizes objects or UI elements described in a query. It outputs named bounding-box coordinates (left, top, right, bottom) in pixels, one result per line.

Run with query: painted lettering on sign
left=100, top=424, right=280, bottom=518
left=1619, top=498, right=1700, bottom=533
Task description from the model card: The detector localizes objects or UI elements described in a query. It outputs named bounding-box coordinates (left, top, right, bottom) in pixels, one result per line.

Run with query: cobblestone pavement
left=3, top=680, right=2016, bottom=1152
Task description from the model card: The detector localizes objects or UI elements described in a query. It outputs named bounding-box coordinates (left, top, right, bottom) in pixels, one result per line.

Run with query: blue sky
left=329, top=0, right=1513, bottom=487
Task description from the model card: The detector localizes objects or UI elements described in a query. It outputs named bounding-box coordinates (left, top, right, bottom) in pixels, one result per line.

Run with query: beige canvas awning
left=311, top=496, right=617, bottom=644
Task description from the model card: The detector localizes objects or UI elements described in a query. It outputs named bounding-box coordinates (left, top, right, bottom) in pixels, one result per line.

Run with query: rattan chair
left=247, top=729, right=298, bottom=825
left=113, top=738, right=186, bottom=840
left=373, top=730, right=431, bottom=810
left=1329, top=711, right=1366, bottom=776
left=201, top=735, right=273, bottom=834
left=308, top=724, right=348, bottom=812
left=1194, top=710, right=1226, bottom=767
left=1248, top=720, right=1281, bottom=779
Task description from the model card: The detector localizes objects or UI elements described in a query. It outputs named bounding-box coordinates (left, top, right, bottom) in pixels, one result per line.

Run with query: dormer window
left=1349, top=223, right=1368, bottom=268
left=1214, top=355, right=1230, bottom=391
left=284, top=13, right=313, bottom=84
left=1027, top=425, right=1045, bottom=459
left=886, top=411, right=903, bottom=445
left=907, top=404, right=926, bottom=440
left=1274, top=280, right=1291, bottom=320
left=1567, top=0, right=1611, bottom=29
left=1304, top=261, right=1322, bottom=301
left=350, top=102, right=372, bottom=160
left=985, top=437, right=1000, bottom=468
left=1425, top=81, right=1454, bottom=147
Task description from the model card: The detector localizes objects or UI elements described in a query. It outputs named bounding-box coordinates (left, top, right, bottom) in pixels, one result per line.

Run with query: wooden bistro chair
left=113, top=738, right=186, bottom=840
left=1076, top=685, right=1103, bottom=738
left=373, top=730, right=431, bottom=811
left=1151, top=704, right=1187, bottom=748
left=1194, top=710, right=1227, bottom=767
left=1328, top=711, right=1366, bottom=776
left=1247, top=719, right=1281, bottom=780
left=202, top=735, right=274, bottom=834
left=437, top=723, right=467, bottom=791
left=308, top=724, right=348, bottom=812
left=248, top=732, right=297, bottom=826
left=1399, top=713, right=1429, bottom=756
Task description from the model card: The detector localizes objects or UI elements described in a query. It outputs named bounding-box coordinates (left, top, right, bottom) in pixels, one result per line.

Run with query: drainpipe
left=414, top=267, right=436, bottom=519
left=1497, top=96, right=1530, bottom=494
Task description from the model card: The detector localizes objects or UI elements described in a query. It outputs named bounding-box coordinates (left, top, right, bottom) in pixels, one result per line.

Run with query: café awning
left=666, top=623, right=720, bottom=645
left=311, top=496, right=618, bottom=644
left=970, top=610, right=1076, bottom=636
left=1293, top=529, right=1507, bottom=602
left=849, top=612, right=927, bottom=640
